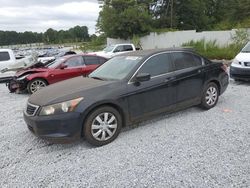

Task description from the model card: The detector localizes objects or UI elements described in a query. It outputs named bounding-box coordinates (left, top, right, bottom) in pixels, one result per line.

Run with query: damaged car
left=8, top=54, right=108, bottom=94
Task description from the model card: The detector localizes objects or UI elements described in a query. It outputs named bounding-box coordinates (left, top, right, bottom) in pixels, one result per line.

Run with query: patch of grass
left=182, top=39, right=243, bottom=60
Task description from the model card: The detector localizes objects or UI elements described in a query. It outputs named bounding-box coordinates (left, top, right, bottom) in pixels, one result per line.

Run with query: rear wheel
left=83, top=106, right=122, bottom=146
left=200, top=82, right=219, bottom=110
left=27, top=79, right=48, bottom=94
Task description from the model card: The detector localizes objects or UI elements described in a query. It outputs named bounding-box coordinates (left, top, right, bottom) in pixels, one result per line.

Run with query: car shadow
left=230, top=79, right=250, bottom=86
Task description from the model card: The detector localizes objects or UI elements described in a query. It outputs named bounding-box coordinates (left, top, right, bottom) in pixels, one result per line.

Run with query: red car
left=8, top=54, right=108, bottom=93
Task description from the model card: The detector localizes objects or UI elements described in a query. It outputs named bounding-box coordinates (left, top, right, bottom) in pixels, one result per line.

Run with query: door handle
left=164, top=77, right=176, bottom=83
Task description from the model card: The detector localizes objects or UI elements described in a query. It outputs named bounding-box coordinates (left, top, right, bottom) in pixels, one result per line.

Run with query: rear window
left=0, top=52, right=10, bottom=61
left=123, top=45, right=133, bottom=51
left=172, top=52, right=202, bottom=70
left=84, top=56, right=101, bottom=65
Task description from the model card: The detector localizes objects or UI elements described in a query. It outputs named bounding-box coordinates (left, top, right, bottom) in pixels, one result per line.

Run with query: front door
left=126, top=52, right=177, bottom=121
left=49, top=56, right=84, bottom=84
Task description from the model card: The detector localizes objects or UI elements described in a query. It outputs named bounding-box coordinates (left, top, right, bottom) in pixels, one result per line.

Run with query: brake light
left=221, top=64, right=228, bottom=74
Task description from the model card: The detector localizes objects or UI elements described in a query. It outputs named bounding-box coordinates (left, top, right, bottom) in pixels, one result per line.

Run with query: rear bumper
left=24, top=112, right=83, bottom=141
left=230, top=66, right=250, bottom=81
left=220, top=72, right=229, bottom=95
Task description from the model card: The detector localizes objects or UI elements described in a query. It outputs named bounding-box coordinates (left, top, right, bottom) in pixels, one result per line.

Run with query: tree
left=97, top=0, right=152, bottom=39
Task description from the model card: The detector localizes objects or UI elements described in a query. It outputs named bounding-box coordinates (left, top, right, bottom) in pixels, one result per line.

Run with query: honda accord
left=24, top=48, right=229, bottom=146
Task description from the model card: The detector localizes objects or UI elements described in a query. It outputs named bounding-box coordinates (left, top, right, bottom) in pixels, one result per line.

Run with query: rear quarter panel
left=203, top=62, right=229, bottom=95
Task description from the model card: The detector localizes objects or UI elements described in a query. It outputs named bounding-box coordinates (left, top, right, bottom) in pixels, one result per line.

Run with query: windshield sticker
left=125, top=56, right=142, bottom=61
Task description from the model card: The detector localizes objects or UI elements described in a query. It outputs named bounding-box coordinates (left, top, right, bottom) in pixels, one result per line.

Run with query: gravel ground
left=0, top=81, right=249, bottom=187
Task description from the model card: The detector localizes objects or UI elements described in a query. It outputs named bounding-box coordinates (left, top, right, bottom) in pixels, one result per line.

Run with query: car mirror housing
left=135, top=73, right=151, bottom=82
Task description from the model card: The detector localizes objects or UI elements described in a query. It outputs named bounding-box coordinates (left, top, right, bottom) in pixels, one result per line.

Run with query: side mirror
left=59, top=64, right=68, bottom=69
left=135, top=73, right=151, bottom=82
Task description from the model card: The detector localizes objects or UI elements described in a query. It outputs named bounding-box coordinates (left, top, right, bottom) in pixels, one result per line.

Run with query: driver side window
left=114, top=46, right=124, bottom=53
left=64, top=56, right=84, bottom=67
left=137, top=53, right=174, bottom=77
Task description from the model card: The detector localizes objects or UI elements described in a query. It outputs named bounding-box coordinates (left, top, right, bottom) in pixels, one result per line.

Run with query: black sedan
left=24, top=48, right=229, bottom=146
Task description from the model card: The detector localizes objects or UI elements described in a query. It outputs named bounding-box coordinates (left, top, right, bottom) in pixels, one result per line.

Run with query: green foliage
left=97, top=0, right=151, bottom=39
left=98, top=0, right=250, bottom=39
left=150, top=28, right=178, bottom=34
left=231, top=29, right=249, bottom=48
left=0, top=31, right=43, bottom=46
left=132, top=35, right=142, bottom=49
left=182, top=39, right=240, bottom=60
left=0, top=25, right=89, bottom=46
left=80, top=34, right=107, bottom=52
left=44, top=25, right=89, bottom=44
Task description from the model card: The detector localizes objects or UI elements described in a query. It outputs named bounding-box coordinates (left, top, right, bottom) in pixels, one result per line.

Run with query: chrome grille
left=26, top=103, right=39, bottom=116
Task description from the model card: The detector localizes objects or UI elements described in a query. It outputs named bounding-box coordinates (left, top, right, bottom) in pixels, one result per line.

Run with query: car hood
left=28, top=77, right=115, bottom=106
left=89, top=51, right=113, bottom=58
left=16, top=68, right=48, bottom=77
left=235, top=52, right=250, bottom=62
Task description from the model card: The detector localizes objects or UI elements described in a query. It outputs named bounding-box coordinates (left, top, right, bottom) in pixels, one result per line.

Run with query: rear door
left=172, top=52, right=205, bottom=105
left=48, top=56, right=84, bottom=83
left=127, top=52, right=177, bottom=121
left=82, top=56, right=106, bottom=76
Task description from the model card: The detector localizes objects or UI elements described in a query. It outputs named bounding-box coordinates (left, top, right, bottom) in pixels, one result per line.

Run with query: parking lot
left=0, top=81, right=249, bottom=187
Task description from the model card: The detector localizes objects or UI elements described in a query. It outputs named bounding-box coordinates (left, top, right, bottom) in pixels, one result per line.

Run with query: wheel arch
left=205, top=79, right=221, bottom=95
left=28, top=77, right=49, bottom=85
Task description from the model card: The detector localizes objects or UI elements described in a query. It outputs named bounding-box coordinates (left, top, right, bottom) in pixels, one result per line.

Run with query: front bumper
left=230, top=66, right=250, bottom=81
left=24, top=112, right=83, bottom=141
left=7, top=77, right=28, bottom=93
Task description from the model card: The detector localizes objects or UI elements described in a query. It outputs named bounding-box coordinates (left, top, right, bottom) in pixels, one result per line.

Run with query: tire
left=83, top=106, right=122, bottom=146
left=200, top=82, right=219, bottom=110
left=8, top=80, right=18, bottom=93
left=27, top=79, right=48, bottom=94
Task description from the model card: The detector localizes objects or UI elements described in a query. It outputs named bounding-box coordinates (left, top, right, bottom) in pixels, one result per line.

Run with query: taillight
left=221, top=64, right=228, bottom=74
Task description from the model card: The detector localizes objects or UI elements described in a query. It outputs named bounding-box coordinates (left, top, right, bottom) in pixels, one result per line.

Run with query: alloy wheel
left=30, top=80, right=47, bottom=93
left=91, top=112, right=118, bottom=141
left=205, top=86, right=218, bottom=106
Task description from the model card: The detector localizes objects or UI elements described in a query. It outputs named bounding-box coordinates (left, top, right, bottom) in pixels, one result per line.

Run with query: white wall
left=107, top=29, right=250, bottom=50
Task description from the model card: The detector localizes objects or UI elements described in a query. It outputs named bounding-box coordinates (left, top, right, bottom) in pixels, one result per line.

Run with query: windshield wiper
left=242, top=50, right=250, bottom=53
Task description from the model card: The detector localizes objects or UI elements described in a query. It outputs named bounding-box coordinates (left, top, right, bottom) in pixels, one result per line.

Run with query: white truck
left=91, top=43, right=138, bottom=59
left=0, top=49, right=37, bottom=83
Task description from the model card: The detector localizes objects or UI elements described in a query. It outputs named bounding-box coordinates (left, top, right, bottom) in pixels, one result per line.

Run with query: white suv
left=230, top=42, right=250, bottom=81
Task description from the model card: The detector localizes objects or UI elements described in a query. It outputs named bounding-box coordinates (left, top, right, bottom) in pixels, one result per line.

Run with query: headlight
left=39, top=97, right=83, bottom=116
left=232, top=59, right=241, bottom=65
left=17, top=74, right=30, bottom=81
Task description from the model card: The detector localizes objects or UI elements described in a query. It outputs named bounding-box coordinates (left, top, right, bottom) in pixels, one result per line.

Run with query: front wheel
left=27, top=79, right=48, bottom=94
left=83, top=106, right=122, bottom=146
left=200, top=82, right=219, bottom=110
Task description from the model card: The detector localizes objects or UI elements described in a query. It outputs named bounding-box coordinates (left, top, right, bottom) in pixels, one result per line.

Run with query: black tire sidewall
left=83, top=106, right=122, bottom=146
left=201, top=82, right=219, bottom=110
left=8, top=80, right=17, bottom=93
left=27, top=79, right=47, bottom=94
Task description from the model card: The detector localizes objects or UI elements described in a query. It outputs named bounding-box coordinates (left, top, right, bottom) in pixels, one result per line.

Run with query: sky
left=0, top=0, right=100, bottom=34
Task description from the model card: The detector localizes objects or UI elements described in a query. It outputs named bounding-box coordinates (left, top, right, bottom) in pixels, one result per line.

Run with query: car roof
left=120, top=48, right=195, bottom=58
left=63, top=53, right=107, bottom=59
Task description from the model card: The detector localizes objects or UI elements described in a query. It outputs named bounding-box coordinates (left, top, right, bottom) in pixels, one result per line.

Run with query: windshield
left=46, top=57, right=65, bottom=68
left=241, top=42, right=250, bottom=52
left=103, top=45, right=115, bottom=53
left=89, top=56, right=143, bottom=80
